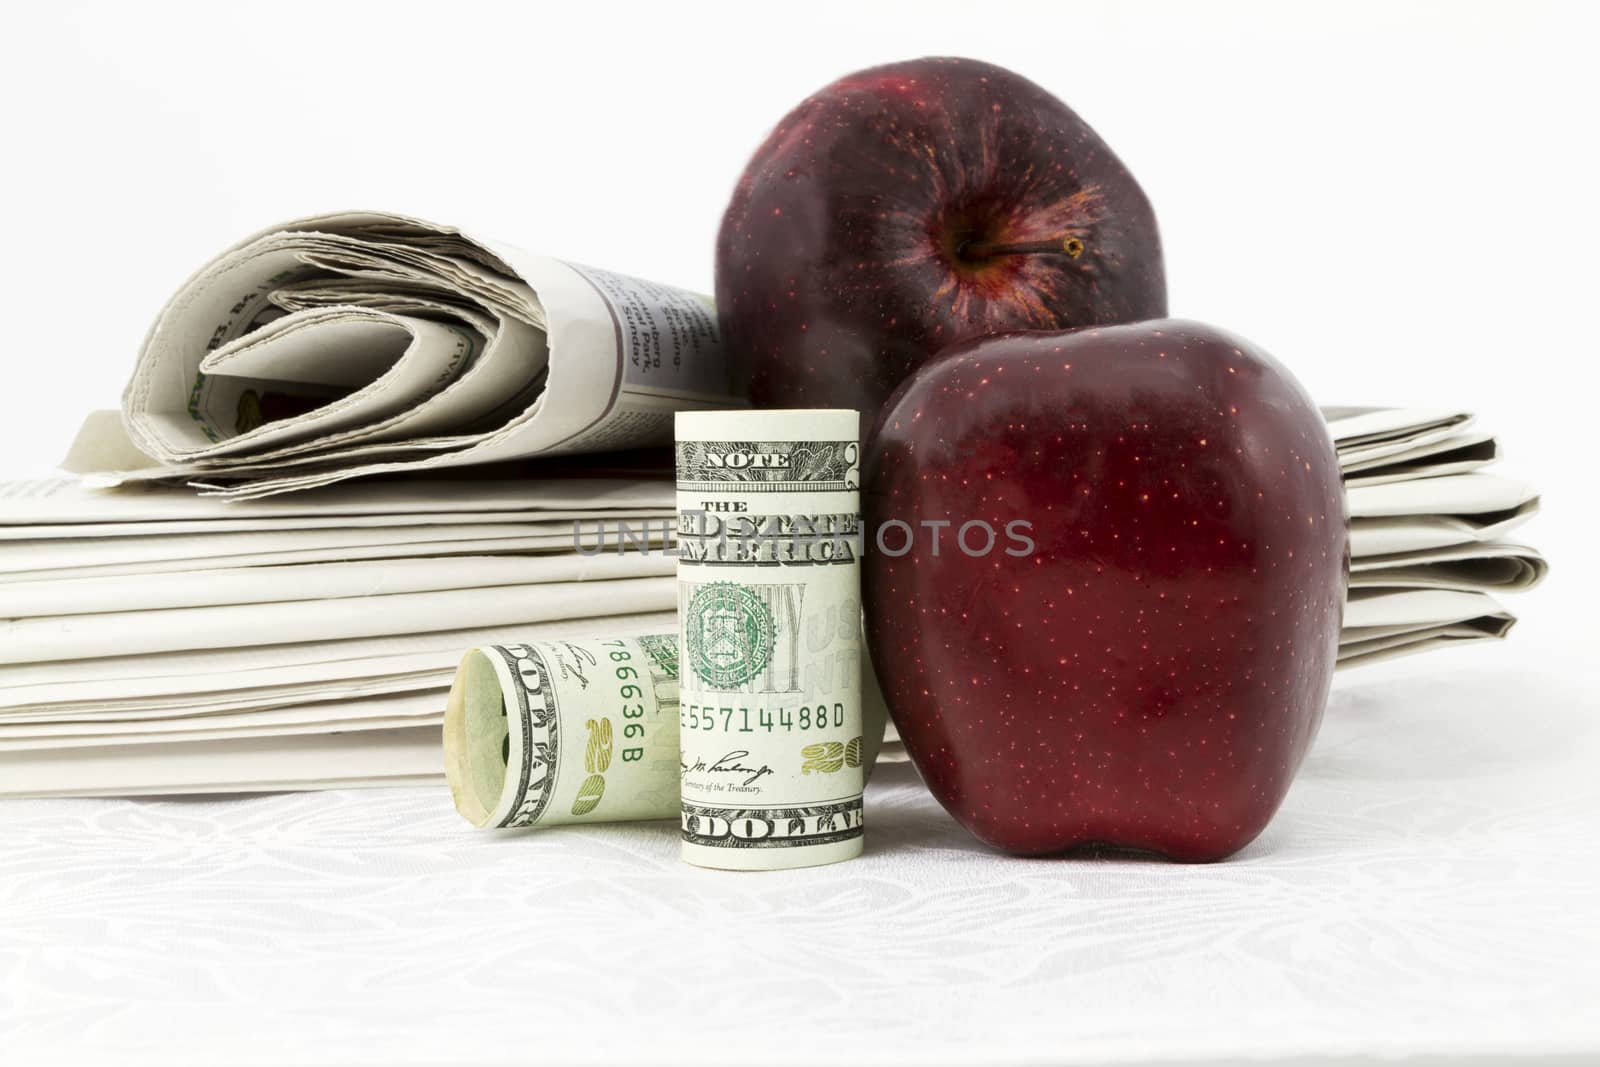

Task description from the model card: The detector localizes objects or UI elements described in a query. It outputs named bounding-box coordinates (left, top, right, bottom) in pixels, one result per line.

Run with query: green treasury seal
left=685, top=581, right=776, bottom=688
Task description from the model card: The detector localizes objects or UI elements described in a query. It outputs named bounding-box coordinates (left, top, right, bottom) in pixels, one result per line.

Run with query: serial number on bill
left=680, top=703, right=847, bottom=733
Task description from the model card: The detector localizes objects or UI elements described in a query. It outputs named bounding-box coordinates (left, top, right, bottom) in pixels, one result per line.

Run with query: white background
left=2, top=2, right=1597, bottom=1064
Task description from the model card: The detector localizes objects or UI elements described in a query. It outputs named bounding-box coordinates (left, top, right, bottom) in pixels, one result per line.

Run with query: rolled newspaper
left=443, top=630, right=888, bottom=829
left=674, top=410, right=865, bottom=870
left=113, top=211, right=741, bottom=498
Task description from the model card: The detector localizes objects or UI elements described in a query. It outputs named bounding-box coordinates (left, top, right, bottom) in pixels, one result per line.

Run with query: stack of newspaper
left=0, top=472, right=678, bottom=797
left=0, top=210, right=736, bottom=798
left=1325, top=406, right=1544, bottom=668
left=0, top=406, right=1541, bottom=796
left=0, top=212, right=1547, bottom=796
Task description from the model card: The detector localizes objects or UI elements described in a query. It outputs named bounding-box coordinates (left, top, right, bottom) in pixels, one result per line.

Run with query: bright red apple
left=716, top=56, right=1166, bottom=426
left=863, top=320, right=1347, bottom=861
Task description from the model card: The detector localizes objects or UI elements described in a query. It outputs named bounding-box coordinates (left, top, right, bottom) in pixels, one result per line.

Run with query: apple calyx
left=959, top=234, right=1086, bottom=261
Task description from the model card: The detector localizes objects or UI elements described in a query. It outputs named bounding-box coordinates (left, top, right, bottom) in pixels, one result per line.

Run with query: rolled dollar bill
left=674, top=409, right=864, bottom=870
left=443, top=634, right=682, bottom=829
left=443, top=629, right=888, bottom=830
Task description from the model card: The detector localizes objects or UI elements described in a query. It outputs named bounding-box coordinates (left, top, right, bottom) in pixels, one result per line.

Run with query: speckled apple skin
left=716, top=56, right=1165, bottom=426
left=863, top=321, right=1347, bottom=862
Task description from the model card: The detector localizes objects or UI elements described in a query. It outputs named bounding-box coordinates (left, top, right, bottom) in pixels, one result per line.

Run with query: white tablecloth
left=4, top=636, right=1597, bottom=1066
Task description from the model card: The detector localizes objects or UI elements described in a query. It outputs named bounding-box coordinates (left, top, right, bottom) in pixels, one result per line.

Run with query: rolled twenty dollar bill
left=443, top=631, right=887, bottom=829
left=675, top=409, right=865, bottom=870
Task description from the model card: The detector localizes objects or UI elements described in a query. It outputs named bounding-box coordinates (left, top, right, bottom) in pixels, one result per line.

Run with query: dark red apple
left=716, top=56, right=1166, bottom=426
left=863, top=320, right=1346, bottom=861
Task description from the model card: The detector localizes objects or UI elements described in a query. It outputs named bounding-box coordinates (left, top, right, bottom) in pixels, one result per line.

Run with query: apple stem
left=962, top=235, right=1086, bottom=261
